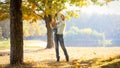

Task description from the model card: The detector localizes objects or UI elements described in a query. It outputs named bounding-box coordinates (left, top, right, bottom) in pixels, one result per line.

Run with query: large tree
left=10, top=0, right=23, bottom=65
left=23, top=0, right=110, bottom=48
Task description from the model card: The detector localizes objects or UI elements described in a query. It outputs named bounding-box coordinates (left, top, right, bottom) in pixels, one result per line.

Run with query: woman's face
left=61, top=15, right=65, bottom=21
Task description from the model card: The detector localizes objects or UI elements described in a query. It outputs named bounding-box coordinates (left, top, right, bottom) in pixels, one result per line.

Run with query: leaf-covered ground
left=0, top=47, right=120, bottom=68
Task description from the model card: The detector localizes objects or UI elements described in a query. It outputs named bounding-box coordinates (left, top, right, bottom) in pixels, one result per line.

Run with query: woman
left=50, top=14, right=69, bottom=62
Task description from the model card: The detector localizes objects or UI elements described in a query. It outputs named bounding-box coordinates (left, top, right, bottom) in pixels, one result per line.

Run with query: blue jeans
left=54, top=34, right=69, bottom=61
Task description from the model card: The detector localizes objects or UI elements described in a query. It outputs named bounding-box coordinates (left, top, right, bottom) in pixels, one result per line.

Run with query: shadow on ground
left=0, top=63, right=33, bottom=68
left=0, top=59, right=120, bottom=68
left=34, top=60, right=93, bottom=68
left=100, top=59, right=120, bottom=68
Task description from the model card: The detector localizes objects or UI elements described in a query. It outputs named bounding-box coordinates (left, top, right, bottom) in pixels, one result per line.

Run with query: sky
left=81, top=1, right=120, bottom=15
left=65, top=1, right=120, bottom=15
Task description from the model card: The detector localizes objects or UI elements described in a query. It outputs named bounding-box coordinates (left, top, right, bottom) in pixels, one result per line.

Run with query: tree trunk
left=44, top=15, right=54, bottom=48
left=10, top=0, right=23, bottom=65
left=46, top=22, right=54, bottom=48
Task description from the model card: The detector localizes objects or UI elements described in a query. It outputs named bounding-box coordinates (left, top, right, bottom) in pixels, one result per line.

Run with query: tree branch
left=31, top=9, right=44, bottom=19
left=55, top=8, right=64, bottom=17
left=33, top=1, right=45, bottom=13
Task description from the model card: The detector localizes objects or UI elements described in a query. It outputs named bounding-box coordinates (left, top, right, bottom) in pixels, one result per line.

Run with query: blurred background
left=0, top=1, right=120, bottom=47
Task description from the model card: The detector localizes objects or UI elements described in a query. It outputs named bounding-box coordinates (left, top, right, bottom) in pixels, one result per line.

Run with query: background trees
left=0, top=0, right=112, bottom=48
left=0, top=1, right=9, bottom=21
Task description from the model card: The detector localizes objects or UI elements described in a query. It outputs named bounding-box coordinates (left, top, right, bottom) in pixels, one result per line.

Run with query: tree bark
left=46, top=22, right=54, bottom=48
left=10, top=0, right=23, bottom=65
left=44, top=15, right=54, bottom=48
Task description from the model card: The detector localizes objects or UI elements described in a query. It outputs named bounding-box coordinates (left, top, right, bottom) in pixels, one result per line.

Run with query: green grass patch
left=0, top=40, right=42, bottom=50
left=0, top=40, right=10, bottom=50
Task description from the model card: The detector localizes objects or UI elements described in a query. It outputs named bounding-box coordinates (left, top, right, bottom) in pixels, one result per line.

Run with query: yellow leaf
left=76, top=62, right=80, bottom=68
left=65, top=16, right=71, bottom=20
left=106, top=0, right=111, bottom=2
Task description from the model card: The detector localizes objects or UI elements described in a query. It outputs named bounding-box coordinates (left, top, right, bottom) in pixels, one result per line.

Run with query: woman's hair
left=61, top=14, right=65, bottom=21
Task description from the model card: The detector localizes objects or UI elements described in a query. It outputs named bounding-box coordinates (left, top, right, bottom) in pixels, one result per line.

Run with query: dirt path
left=0, top=47, right=120, bottom=68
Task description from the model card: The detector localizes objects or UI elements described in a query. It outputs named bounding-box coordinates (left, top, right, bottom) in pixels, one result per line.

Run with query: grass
left=0, top=40, right=43, bottom=50
left=0, top=40, right=10, bottom=50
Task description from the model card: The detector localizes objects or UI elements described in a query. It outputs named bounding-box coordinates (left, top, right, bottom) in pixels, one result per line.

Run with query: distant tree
left=0, top=19, right=42, bottom=39
left=0, top=27, right=2, bottom=40
left=0, top=0, right=9, bottom=21
left=10, top=0, right=23, bottom=65
left=0, top=19, right=10, bottom=39
left=65, top=26, right=104, bottom=41
left=23, top=21, right=41, bottom=38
